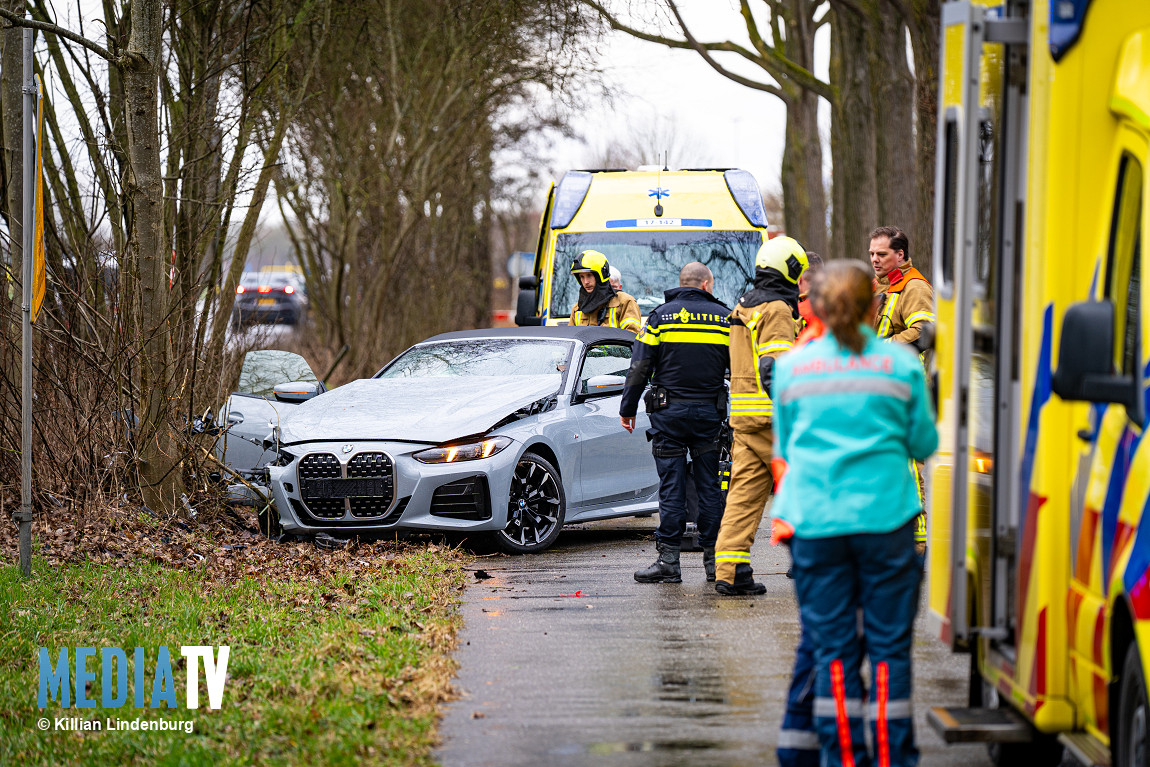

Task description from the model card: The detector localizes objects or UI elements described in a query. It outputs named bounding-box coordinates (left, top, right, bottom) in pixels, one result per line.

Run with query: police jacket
left=770, top=327, right=938, bottom=538
left=569, top=291, right=641, bottom=333
left=874, top=265, right=935, bottom=348
left=728, top=300, right=798, bottom=432
left=619, top=286, right=730, bottom=418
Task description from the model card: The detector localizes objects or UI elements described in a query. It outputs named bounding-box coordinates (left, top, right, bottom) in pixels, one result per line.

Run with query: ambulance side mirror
left=515, top=275, right=543, bottom=326
left=1052, top=301, right=1141, bottom=418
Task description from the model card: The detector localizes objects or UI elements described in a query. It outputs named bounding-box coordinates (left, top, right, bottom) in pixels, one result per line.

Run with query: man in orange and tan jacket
left=869, top=225, right=934, bottom=554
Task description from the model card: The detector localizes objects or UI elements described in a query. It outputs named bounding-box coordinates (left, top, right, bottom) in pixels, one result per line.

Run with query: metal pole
left=18, top=27, right=34, bottom=578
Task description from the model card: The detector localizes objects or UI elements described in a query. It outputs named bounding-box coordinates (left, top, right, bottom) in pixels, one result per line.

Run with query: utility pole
left=18, top=26, right=34, bottom=578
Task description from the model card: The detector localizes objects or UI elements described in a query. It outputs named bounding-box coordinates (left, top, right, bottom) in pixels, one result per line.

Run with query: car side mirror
left=581, top=374, right=625, bottom=398
left=273, top=381, right=321, bottom=403
left=515, top=274, right=542, bottom=326
left=1052, top=301, right=1140, bottom=416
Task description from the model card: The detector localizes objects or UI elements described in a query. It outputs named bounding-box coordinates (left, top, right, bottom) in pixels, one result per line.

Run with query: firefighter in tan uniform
left=568, top=250, right=641, bottom=333
left=714, top=236, right=808, bottom=595
left=869, top=226, right=935, bottom=556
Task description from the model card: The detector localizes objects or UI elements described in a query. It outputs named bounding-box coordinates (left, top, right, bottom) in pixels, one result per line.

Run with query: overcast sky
left=538, top=1, right=831, bottom=201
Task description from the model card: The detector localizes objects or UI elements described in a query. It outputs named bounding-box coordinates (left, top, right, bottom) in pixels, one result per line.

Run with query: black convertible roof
left=421, top=326, right=636, bottom=345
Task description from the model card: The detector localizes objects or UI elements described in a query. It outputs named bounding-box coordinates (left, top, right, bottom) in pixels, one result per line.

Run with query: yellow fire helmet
left=570, top=250, right=611, bottom=283
left=754, top=236, right=809, bottom=284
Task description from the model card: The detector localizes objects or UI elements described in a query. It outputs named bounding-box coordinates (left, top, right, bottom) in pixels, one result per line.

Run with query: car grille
left=297, top=451, right=395, bottom=521
left=430, top=475, right=491, bottom=520
left=347, top=452, right=396, bottom=517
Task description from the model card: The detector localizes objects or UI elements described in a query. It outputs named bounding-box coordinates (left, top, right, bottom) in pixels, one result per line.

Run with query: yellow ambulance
left=928, top=1, right=1150, bottom=765
left=514, top=168, right=772, bottom=325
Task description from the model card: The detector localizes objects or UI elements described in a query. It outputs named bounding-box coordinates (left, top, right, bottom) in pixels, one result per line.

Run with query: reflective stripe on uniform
left=758, top=340, right=793, bottom=356
left=731, top=393, right=772, bottom=417
left=904, top=310, right=934, bottom=326
left=715, top=550, right=751, bottom=563
left=867, top=696, right=912, bottom=720
left=876, top=293, right=899, bottom=338
left=813, top=696, right=864, bottom=719
left=829, top=660, right=857, bottom=767
left=637, top=328, right=659, bottom=346
left=777, top=378, right=911, bottom=404
left=777, top=728, right=820, bottom=750
left=876, top=662, right=890, bottom=767
left=620, top=316, right=640, bottom=331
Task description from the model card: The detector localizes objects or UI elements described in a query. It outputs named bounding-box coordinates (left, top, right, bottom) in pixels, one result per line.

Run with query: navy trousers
left=647, top=400, right=724, bottom=548
left=778, top=622, right=819, bottom=767
left=791, top=518, right=922, bottom=767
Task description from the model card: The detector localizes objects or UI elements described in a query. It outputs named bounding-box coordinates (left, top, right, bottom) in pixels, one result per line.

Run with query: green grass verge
left=0, top=544, right=467, bottom=766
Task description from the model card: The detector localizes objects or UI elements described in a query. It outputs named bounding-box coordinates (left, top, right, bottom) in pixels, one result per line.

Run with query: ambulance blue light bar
left=550, top=171, right=593, bottom=229
left=723, top=169, right=769, bottom=228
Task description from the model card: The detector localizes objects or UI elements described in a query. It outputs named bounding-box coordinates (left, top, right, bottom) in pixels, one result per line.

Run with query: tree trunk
left=869, top=14, right=917, bottom=251
left=829, top=5, right=878, bottom=262
left=908, top=0, right=941, bottom=279
left=781, top=88, right=828, bottom=256
left=124, top=0, right=184, bottom=514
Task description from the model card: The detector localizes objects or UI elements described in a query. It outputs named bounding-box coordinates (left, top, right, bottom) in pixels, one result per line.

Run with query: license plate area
left=308, top=477, right=390, bottom=499
left=257, top=298, right=275, bottom=307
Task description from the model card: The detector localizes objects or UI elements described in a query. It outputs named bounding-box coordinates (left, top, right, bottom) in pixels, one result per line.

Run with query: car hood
left=278, top=375, right=560, bottom=445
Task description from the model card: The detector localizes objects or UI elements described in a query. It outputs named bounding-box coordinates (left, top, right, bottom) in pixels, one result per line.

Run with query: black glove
left=758, top=354, right=776, bottom=394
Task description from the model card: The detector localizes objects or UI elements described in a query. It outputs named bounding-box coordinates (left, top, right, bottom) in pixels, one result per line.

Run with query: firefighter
left=713, top=236, right=808, bottom=596
left=569, top=250, right=641, bottom=333
left=772, top=261, right=938, bottom=767
left=620, top=262, right=730, bottom=583
left=869, top=226, right=934, bottom=554
left=797, top=251, right=823, bottom=338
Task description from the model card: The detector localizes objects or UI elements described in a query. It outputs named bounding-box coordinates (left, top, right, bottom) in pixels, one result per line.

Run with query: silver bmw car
left=227, top=327, right=660, bottom=553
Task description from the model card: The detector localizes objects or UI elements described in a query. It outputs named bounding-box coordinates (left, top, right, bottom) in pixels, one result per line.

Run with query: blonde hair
left=811, top=261, right=874, bottom=354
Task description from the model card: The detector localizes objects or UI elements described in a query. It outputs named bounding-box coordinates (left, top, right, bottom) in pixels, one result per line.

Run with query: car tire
left=1117, top=642, right=1150, bottom=767
left=494, top=453, right=565, bottom=554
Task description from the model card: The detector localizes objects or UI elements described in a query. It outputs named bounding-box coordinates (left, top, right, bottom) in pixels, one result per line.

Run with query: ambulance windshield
left=551, top=230, right=762, bottom=318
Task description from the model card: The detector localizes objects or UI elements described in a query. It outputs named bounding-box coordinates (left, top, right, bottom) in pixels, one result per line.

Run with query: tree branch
left=0, top=8, right=117, bottom=63
left=584, top=0, right=783, bottom=97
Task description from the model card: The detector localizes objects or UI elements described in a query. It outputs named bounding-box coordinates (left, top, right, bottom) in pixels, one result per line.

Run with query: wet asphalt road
left=436, top=516, right=997, bottom=767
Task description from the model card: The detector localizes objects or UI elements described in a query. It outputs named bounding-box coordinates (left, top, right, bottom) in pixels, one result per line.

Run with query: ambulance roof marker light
left=550, top=171, right=593, bottom=229
left=724, top=169, right=769, bottom=228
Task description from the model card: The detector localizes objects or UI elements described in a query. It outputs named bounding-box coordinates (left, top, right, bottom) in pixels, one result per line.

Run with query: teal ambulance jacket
left=770, top=326, right=938, bottom=538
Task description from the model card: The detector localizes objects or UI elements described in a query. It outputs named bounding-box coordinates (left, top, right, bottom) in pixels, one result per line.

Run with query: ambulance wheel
left=1117, top=642, right=1149, bottom=767
left=495, top=454, right=565, bottom=554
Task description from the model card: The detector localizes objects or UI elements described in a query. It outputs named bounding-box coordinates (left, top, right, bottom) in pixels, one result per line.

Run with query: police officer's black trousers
left=648, top=400, right=724, bottom=548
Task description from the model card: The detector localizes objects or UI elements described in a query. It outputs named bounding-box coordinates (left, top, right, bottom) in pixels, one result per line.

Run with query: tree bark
left=907, top=0, right=940, bottom=278
left=869, top=14, right=916, bottom=249
left=829, top=5, right=878, bottom=262
left=781, top=88, right=827, bottom=255
left=123, top=0, right=184, bottom=514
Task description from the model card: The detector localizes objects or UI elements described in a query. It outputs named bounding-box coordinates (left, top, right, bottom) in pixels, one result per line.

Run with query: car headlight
left=414, top=436, right=513, bottom=464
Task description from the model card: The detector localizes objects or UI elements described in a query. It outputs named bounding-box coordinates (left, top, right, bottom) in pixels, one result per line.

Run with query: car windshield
left=377, top=339, right=574, bottom=382
left=549, top=229, right=762, bottom=315
left=236, top=350, right=317, bottom=396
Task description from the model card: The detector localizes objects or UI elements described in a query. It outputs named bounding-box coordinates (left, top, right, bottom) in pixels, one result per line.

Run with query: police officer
left=569, top=250, right=641, bottom=332
left=620, top=262, right=731, bottom=583
left=714, top=236, right=808, bottom=595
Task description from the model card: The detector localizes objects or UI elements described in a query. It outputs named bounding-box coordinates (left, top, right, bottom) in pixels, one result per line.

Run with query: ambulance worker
left=772, top=262, right=938, bottom=767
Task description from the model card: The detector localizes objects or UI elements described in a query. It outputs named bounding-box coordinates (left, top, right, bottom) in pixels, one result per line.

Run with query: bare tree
left=586, top=0, right=829, bottom=255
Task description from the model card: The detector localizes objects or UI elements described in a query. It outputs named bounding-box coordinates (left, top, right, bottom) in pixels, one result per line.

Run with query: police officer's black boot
left=715, top=563, right=766, bottom=595
left=635, top=541, right=682, bottom=583
left=703, top=547, right=716, bottom=582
